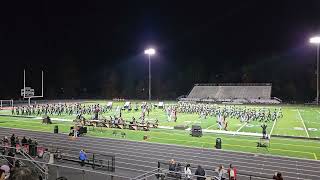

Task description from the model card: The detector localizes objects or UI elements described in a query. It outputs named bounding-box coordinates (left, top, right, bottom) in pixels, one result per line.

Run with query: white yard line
left=297, top=109, right=310, bottom=138
left=269, top=109, right=281, bottom=136
left=269, top=118, right=277, bottom=136
left=233, top=122, right=248, bottom=135
left=206, top=124, right=216, bottom=130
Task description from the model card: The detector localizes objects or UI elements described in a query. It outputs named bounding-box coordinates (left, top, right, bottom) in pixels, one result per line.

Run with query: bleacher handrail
left=194, top=83, right=272, bottom=86
left=0, top=154, right=131, bottom=179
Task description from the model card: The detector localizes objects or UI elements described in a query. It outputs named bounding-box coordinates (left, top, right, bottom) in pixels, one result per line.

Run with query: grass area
left=0, top=101, right=320, bottom=160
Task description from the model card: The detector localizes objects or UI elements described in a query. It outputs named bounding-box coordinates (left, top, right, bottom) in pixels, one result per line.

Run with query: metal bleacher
left=183, top=83, right=279, bottom=104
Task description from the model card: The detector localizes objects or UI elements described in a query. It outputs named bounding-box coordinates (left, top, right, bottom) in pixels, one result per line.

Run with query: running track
left=0, top=127, right=319, bottom=180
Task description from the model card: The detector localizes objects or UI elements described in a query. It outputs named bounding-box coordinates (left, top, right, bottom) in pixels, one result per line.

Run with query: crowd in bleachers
left=0, top=134, right=70, bottom=180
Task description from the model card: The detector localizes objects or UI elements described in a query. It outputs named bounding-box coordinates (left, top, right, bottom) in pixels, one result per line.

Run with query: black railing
left=157, top=161, right=273, bottom=180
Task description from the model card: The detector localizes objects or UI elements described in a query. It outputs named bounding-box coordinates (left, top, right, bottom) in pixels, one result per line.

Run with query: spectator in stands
left=168, top=159, right=176, bottom=171
left=195, top=165, right=205, bottom=180
left=273, top=172, right=283, bottom=180
left=79, top=149, right=87, bottom=167
left=175, top=163, right=182, bottom=179
left=216, top=165, right=226, bottom=180
left=0, top=165, right=10, bottom=179
left=27, top=137, right=33, bottom=145
left=9, top=167, right=39, bottom=180
left=227, top=164, right=237, bottom=180
left=10, top=134, right=15, bottom=147
left=2, top=136, right=9, bottom=145
left=15, top=137, right=20, bottom=147
left=7, top=151, right=15, bottom=169
left=21, top=137, right=27, bottom=146
left=0, top=169, right=5, bottom=180
left=184, top=164, right=192, bottom=180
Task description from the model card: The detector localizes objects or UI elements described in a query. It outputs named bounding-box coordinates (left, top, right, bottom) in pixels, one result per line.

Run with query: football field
left=0, top=100, right=319, bottom=160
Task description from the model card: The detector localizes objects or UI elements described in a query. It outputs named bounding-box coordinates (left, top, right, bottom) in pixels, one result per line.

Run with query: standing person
left=10, top=134, right=15, bottom=147
left=79, top=149, right=87, bottom=167
left=184, top=164, right=192, bottom=180
left=224, top=117, right=228, bottom=131
left=21, top=137, right=28, bottom=146
left=195, top=165, right=205, bottom=180
left=227, top=164, right=237, bottom=180
left=216, top=165, right=226, bottom=180
left=261, top=123, right=268, bottom=139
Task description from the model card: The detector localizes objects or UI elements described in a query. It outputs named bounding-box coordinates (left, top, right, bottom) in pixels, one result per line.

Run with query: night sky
left=0, top=0, right=320, bottom=101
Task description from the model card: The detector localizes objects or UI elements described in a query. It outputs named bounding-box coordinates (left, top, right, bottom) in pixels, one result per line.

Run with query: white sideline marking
left=233, top=122, right=247, bottom=135
left=297, top=109, right=310, bottom=138
left=34, top=117, right=73, bottom=122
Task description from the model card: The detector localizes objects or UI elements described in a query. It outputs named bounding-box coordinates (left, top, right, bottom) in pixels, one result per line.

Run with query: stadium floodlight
left=144, top=48, right=156, bottom=101
left=310, top=36, right=320, bottom=44
left=144, top=48, right=156, bottom=55
left=310, top=36, right=320, bottom=105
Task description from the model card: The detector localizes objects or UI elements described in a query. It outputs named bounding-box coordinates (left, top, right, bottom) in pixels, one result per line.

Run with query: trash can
left=54, top=125, right=59, bottom=134
left=216, top=138, right=222, bottom=149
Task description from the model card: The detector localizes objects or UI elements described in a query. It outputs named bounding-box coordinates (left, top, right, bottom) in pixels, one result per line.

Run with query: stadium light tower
left=144, top=48, right=156, bottom=101
left=310, top=36, right=320, bottom=105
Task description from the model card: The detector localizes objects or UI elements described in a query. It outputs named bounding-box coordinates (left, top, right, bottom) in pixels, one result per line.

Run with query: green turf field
left=0, top=100, right=319, bottom=160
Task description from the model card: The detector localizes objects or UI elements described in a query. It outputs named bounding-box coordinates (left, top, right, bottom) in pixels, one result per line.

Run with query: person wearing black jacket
left=195, top=165, right=206, bottom=180
left=21, top=137, right=28, bottom=146
left=10, top=134, right=15, bottom=147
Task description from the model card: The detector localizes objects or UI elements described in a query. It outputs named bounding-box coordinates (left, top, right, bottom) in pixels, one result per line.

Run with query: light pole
left=144, top=48, right=156, bottom=101
left=310, top=36, right=320, bottom=105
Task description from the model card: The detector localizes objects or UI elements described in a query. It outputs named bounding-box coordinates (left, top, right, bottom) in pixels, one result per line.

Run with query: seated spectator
left=9, top=167, right=39, bottom=180
left=15, top=137, right=20, bottom=146
left=0, top=165, right=10, bottom=179
left=21, top=137, right=27, bottom=146
left=168, top=159, right=176, bottom=171
left=195, top=165, right=205, bottom=180
left=79, top=149, right=87, bottom=167
left=0, top=169, right=5, bottom=180
left=3, top=136, right=9, bottom=144
left=273, top=172, right=283, bottom=180
left=227, top=164, right=237, bottom=180
left=184, top=164, right=192, bottom=180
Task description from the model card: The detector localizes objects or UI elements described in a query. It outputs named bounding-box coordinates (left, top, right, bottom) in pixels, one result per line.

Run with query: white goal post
left=0, top=99, right=14, bottom=108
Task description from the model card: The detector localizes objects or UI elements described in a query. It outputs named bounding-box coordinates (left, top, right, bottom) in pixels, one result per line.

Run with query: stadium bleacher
left=183, top=83, right=280, bottom=104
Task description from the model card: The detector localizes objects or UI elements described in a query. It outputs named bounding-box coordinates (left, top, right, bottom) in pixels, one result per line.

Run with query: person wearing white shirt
left=184, top=164, right=192, bottom=180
